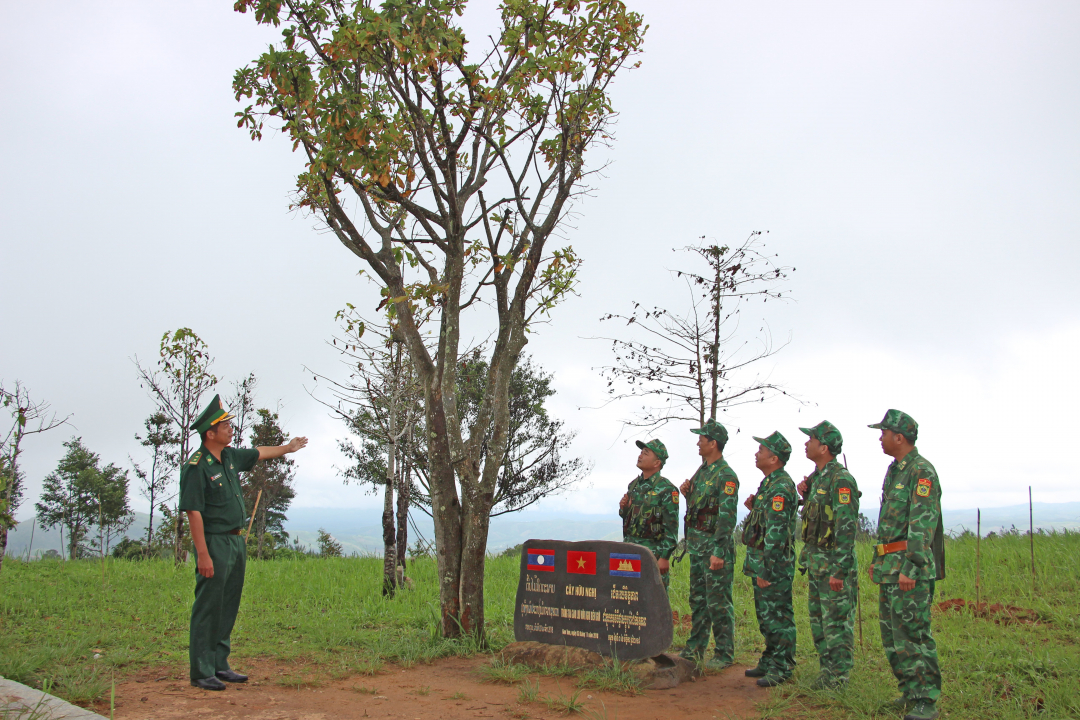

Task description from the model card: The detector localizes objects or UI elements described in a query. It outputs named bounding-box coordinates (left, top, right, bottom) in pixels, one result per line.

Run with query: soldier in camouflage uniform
left=620, top=439, right=678, bottom=591
left=676, top=419, right=739, bottom=669
left=797, top=420, right=861, bottom=689
left=868, top=410, right=944, bottom=720
left=742, top=431, right=798, bottom=687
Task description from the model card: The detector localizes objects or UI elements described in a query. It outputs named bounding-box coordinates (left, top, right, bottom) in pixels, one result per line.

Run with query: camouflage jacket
left=870, top=448, right=945, bottom=583
left=620, top=472, right=679, bottom=560
left=742, top=468, right=797, bottom=584
left=683, top=457, right=740, bottom=557
left=798, top=459, right=860, bottom=579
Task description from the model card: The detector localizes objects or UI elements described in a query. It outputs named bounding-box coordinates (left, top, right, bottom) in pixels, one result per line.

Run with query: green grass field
left=2, top=532, right=1078, bottom=719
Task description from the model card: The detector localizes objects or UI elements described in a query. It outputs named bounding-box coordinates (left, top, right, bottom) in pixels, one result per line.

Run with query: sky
left=2, top=1, right=1078, bottom=522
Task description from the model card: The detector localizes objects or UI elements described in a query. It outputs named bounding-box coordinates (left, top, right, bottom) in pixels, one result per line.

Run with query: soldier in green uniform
left=619, top=439, right=678, bottom=590
left=677, top=419, right=739, bottom=669
left=741, top=431, right=797, bottom=687
left=796, top=420, right=860, bottom=689
left=867, top=410, right=944, bottom=720
left=180, top=395, right=308, bottom=691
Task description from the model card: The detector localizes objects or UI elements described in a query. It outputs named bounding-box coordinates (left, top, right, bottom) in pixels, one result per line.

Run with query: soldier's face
left=637, top=448, right=661, bottom=473
left=879, top=429, right=901, bottom=455
left=208, top=420, right=234, bottom=447
left=805, top=436, right=825, bottom=461
left=754, top=444, right=776, bottom=471
left=696, top=435, right=714, bottom=457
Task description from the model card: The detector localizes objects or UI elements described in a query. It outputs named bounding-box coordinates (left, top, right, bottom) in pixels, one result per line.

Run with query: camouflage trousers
left=807, top=573, right=857, bottom=682
left=628, top=539, right=670, bottom=592
left=879, top=580, right=940, bottom=702
left=751, top=577, right=796, bottom=679
left=683, top=532, right=734, bottom=662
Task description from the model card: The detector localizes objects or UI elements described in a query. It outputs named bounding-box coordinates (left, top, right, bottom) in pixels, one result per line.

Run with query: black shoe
left=216, top=669, right=248, bottom=683
left=191, top=677, right=227, bottom=691
left=756, top=675, right=790, bottom=688
left=744, top=666, right=767, bottom=678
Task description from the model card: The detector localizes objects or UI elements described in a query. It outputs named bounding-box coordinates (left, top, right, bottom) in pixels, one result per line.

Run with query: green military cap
left=190, top=394, right=235, bottom=435
left=799, top=420, right=843, bottom=455
left=868, top=409, right=918, bottom=442
left=690, top=418, right=729, bottom=446
left=635, top=438, right=669, bottom=465
left=752, top=430, right=791, bottom=464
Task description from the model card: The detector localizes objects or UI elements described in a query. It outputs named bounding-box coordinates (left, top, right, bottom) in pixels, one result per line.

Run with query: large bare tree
left=234, top=0, right=645, bottom=636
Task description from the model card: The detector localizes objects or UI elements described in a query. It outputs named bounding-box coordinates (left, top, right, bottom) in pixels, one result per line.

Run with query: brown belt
left=228, top=528, right=242, bottom=535
left=876, top=540, right=907, bottom=556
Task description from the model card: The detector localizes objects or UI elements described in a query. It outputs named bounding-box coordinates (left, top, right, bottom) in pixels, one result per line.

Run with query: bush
left=112, top=537, right=149, bottom=560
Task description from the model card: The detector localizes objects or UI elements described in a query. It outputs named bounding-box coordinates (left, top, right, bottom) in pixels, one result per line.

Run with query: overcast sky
left=3, top=1, right=1078, bottom=522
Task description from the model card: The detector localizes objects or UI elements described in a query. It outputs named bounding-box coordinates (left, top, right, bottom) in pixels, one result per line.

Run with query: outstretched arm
left=257, top=436, right=309, bottom=461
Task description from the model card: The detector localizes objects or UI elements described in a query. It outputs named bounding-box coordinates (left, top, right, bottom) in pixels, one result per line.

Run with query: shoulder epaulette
left=188, top=451, right=202, bottom=466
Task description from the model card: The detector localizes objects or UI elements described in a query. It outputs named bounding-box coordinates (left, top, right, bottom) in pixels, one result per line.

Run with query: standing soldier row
left=617, top=410, right=943, bottom=720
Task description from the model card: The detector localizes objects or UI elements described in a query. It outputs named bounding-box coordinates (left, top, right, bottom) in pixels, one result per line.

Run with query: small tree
left=135, top=328, right=217, bottom=563
left=225, top=373, right=259, bottom=455
left=241, top=408, right=297, bottom=558
left=0, top=381, right=69, bottom=570
left=35, top=438, right=130, bottom=560
left=595, top=232, right=796, bottom=430
left=131, top=410, right=179, bottom=550
left=317, top=528, right=343, bottom=557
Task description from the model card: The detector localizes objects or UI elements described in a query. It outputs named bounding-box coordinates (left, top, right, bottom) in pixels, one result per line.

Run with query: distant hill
left=7, top=502, right=1078, bottom=558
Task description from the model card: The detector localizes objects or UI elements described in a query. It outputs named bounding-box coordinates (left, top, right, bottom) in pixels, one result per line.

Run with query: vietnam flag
left=566, top=550, right=597, bottom=575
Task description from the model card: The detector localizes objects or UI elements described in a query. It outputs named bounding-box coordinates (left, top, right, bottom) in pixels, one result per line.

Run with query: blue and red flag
left=527, top=548, right=555, bottom=572
left=566, top=550, right=597, bottom=575
left=609, top=552, right=642, bottom=578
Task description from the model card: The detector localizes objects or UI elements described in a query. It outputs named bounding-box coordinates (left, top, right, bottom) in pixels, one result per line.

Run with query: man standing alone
left=797, top=420, right=860, bottom=689
left=678, top=419, right=739, bottom=669
left=868, top=410, right=944, bottom=720
left=180, top=395, right=308, bottom=690
left=742, top=431, right=797, bottom=687
left=619, top=439, right=678, bottom=591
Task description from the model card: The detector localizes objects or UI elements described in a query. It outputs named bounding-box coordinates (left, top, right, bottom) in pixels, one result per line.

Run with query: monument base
left=498, top=642, right=702, bottom=690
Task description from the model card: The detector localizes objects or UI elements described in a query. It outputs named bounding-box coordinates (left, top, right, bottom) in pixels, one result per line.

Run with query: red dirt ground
left=935, top=597, right=1045, bottom=625
left=94, top=655, right=771, bottom=720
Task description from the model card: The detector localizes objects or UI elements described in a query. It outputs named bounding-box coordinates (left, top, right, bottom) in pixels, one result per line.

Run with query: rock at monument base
left=630, top=653, right=702, bottom=690
left=497, top=643, right=701, bottom=690
left=500, top=641, right=605, bottom=669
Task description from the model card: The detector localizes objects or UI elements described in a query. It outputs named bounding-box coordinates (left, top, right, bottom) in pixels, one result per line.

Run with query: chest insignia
left=895, top=483, right=905, bottom=489
left=916, top=478, right=932, bottom=497
left=771, top=496, right=785, bottom=512
left=724, top=481, right=736, bottom=495
left=212, top=473, right=222, bottom=481
left=816, top=488, right=827, bottom=495
left=838, top=488, right=851, bottom=504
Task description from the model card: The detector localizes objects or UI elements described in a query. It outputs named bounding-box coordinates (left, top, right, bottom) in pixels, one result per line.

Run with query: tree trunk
left=174, top=507, right=186, bottom=565
left=396, top=457, right=410, bottom=573
left=427, top=396, right=463, bottom=637
left=0, top=525, right=8, bottom=570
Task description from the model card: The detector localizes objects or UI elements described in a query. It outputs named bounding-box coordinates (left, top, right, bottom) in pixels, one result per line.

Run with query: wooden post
left=25, top=518, right=35, bottom=562
left=975, top=509, right=981, bottom=611
left=245, top=489, right=263, bottom=539
left=1029, top=486, right=1036, bottom=594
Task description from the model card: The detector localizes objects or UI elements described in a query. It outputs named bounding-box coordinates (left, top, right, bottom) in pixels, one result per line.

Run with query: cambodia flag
left=609, top=552, right=642, bottom=578
left=526, top=549, right=555, bottom=572
left=566, top=550, right=597, bottom=575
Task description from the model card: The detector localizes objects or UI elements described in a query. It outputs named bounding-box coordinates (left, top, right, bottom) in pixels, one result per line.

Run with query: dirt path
left=98, top=656, right=770, bottom=720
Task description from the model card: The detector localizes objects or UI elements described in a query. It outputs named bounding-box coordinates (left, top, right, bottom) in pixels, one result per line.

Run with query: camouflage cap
left=799, top=420, right=843, bottom=456
left=868, top=409, right=918, bottom=442
left=690, top=418, right=729, bottom=447
left=752, top=430, right=791, bottom=464
left=635, top=438, right=669, bottom=465
left=190, top=394, right=235, bottom=435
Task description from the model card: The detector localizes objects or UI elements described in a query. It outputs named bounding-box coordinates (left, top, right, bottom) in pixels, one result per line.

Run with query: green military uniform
left=680, top=419, right=740, bottom=665
left=868, top=411, right=944, bottom=719
left=620, top=439, right=679, bottom=590
left=178, top=396, right=260, bottom=682
left=742, top=431, right=798, bottom=684
left=798, top=421, right=861, bottom=687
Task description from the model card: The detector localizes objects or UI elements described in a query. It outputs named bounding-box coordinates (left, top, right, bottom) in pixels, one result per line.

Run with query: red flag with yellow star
left=566, top=550, right=597, bottom=575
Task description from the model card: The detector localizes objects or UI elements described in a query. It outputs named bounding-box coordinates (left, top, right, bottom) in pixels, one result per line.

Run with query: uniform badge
left=724, top=481, right=736, bottom=495
left=771, top=496, right=784, bottom=512
left=895, top=483, right=905, bottom=489
left=671, top=490, right=679, bottom=503
left=916, top=478, right=932, bottom=497
left=838, top=488, right=851, bottom=504
left=189, top=451, right=201, bottom=465
left=816, top=488, right=827, bottom=495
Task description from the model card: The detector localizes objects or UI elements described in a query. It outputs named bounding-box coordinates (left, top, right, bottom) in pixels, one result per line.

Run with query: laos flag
left=609, top=552, right=642, bottom=578
left=526, top=548, right=555, bottom=572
